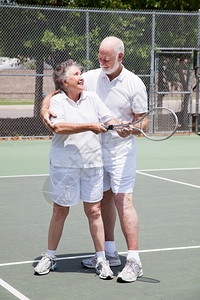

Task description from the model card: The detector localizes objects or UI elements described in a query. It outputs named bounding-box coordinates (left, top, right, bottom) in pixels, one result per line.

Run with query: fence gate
left=154, top=50, right=194, bottom=133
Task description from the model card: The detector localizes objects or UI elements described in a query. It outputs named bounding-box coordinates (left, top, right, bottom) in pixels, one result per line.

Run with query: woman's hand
left=90, top=123, right=108, bottom=134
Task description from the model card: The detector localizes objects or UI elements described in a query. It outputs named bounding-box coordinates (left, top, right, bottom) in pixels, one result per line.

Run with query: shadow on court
left=32, top=253, right=126, bottom=275
left=32, top=254, right=160, bottom=284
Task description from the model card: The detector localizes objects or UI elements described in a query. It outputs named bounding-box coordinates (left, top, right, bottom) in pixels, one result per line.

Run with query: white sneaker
left=82, top=251, right=121, bottom=269
left=34, top=252, right=57, bottom=275
left=95, top=257, right=114, bottom=280
left=117, top=258, right=143, bottom=283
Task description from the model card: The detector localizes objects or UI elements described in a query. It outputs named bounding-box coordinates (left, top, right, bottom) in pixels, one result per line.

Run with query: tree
left=0, top=1, right=199, bottom=130
left=0, top=4, right=152, bottom=118
left=10, top=0, right=200, bottom=11
left=0, top=6, right=89, bottom=117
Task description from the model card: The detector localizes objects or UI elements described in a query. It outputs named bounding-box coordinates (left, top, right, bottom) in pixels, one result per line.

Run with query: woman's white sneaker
left=34, top=252, right=57, bottom=275
left=95, top=257, right=114, bottom=280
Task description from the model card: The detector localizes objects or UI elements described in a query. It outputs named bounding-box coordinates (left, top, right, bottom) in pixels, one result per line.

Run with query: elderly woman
left=34, top=59, right=121, bottom=280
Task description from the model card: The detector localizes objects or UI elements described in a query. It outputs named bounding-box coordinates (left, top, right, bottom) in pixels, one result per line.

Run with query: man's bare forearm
left=40, top=93, right=52, bottom=117
left=104, top=118, right=121, bottom=126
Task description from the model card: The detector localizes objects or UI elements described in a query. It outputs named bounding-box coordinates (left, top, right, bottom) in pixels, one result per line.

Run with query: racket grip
left=104, top=124, right=114, bottom=130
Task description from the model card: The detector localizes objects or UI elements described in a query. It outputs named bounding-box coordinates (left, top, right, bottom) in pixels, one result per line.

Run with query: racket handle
left=104, top=124, right=114, bottom=130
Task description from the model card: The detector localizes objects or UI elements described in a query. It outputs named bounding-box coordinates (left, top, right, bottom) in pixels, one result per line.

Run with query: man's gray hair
left=53, top=59, right=82, bottom=90
left=102, top=36, right=124, bottom=56
left=113, top=39, right=124, bottom=56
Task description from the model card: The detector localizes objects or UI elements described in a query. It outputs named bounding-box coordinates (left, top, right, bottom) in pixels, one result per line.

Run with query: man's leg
left=101, top=189, right=116, bottom=242
left=114, top=192, right=138, bottom=250
left=114, top=192, right=143, bottom=283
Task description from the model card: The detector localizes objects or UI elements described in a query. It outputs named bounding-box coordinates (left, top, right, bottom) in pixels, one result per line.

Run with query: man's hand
left=42, top=110, right=57, bottom=132
left=116, top=127, right=131, bottom=138
left=117, top=113, right=146, bottom=137
left=40, top=90, right=60, bottom=132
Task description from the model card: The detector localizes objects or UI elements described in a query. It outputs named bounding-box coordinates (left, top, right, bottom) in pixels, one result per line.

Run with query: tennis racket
left=104, top=107, right=178, bottom=141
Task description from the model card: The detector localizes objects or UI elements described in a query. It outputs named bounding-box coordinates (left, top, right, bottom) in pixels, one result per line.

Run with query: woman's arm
left=53, top=122, right=107, bottom=135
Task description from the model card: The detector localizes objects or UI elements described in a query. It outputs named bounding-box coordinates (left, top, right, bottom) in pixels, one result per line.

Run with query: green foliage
left=1, top=3, right=198, bottom=72
left=0, top=2, right=198, bottom=121
left=12, top=0, right=200, bottom=11
left=41, top=30, right=66, bottom=51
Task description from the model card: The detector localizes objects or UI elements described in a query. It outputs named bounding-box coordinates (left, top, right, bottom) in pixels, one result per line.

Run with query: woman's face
left=64, top=66, right=84, bottom=92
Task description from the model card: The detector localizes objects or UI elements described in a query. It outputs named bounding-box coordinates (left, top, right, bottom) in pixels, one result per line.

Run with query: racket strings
left=142, top=108, right=177, bottom=138
left=105, top=107, right=178, bottom=141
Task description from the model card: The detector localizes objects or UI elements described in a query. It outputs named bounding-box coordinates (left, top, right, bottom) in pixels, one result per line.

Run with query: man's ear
left=118, top=52, right=123, bottom=63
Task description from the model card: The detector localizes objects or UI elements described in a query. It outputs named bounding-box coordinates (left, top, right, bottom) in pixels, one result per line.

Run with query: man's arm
left=130, top=112, right=147, bottom=136
left=40, top=91, right=60, bottom=132
left=104, top=118, right=120, bottom=126
left=104, top=114, right=147, bottom=138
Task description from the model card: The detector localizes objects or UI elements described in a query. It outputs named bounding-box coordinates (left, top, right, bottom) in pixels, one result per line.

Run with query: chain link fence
left=0, top=5, right=199, bottom=138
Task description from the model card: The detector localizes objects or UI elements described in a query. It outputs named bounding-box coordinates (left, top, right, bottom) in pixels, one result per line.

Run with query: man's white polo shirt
left=49, top=90, right=113, bottom=168
left=83, top=67, right=148, bottom=146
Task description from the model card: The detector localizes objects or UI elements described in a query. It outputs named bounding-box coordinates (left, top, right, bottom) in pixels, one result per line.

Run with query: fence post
left=86, top=10, right=90, bottom=71
left=196, top=9, right=200, bottom=133
left=149, top=11, right=156, bottom=110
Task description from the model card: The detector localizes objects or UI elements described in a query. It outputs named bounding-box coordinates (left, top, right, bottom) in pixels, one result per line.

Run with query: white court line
left=0, top=245, right=200, bottom=268
left=0, top=174, right=49, bottom=178
left=0, top=170, right=198, bottom=298
left=0, top=246, right=199, bottom=299
left=0, top=167, right=200, bottom=179
left=0, top=278, right=30, bottom=300
left=137, top=171, right=200, bottom=189
left=137, top=167, right=200, bottom=172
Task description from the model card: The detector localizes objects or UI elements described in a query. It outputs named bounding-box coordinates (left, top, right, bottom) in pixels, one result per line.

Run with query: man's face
left=98, top=49, right=119, bottom=75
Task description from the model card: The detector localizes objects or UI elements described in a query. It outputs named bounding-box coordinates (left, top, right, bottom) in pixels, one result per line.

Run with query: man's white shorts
left=49, top=164, right=103, bottom=207
left=103, top=137, right=137, bottom=193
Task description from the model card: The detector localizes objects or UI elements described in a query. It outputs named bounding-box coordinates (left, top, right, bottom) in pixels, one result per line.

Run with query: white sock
left=105, top=241, right=116, bottom=254
left=96, top=251, right=106, bottom=260
left=46, top=249, right=56, bottom=257
left=127, top=250, right=141, bottom=265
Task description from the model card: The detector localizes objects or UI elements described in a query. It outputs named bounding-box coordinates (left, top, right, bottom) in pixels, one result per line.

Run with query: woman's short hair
left=53, top=59, right=82, bottom=90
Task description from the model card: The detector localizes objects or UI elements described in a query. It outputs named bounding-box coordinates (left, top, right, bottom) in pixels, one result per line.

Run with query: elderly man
left=41, top=36, right=148, bottom=283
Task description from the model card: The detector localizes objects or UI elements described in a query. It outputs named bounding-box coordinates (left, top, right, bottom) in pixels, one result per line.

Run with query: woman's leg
left=48, top=202, right=70, bottom=251
left=83, top=201, right=105, bottom=252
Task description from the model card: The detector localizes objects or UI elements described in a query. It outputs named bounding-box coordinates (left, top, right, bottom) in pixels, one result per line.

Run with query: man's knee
left=114, top=193, right=133, bottom=213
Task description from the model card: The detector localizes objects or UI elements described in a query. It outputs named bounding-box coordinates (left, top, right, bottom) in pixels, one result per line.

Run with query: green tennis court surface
left=0, top=135, right=199, bottom=300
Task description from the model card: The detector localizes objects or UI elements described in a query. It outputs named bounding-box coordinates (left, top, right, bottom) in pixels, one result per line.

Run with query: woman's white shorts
left=49, top=164, right=103, bottom=207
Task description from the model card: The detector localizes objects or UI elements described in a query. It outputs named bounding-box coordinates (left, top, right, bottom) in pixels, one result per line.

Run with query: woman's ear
left=61, top=79, right=68, bottom=90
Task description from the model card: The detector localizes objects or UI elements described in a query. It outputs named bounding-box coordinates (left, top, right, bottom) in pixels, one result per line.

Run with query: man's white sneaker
left=34, top=252, right=57, bottom=275
left=117, top=258, right=143, bottom=283
left=81, top=251, right=121, bottom=268
left=95, top=257, right=114, bottom=280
